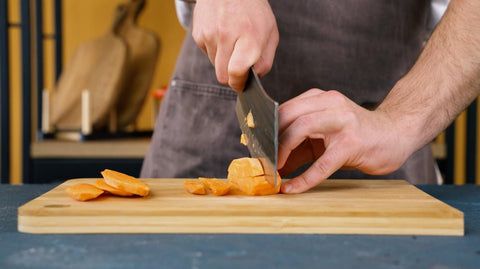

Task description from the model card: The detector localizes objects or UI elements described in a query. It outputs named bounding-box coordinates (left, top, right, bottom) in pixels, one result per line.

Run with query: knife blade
left=235, top=68, right=279, bottom=188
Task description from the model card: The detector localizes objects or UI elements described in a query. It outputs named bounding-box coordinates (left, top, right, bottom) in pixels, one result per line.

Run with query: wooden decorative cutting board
left=18, top=179, right=464, bottom=235
left=115, top=0, right=160, bottom=129
left=51, top=5, right=128, bottom=131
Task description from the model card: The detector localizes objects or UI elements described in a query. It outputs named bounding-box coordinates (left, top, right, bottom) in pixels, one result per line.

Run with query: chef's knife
left=235, top=68, right=279, bottom=188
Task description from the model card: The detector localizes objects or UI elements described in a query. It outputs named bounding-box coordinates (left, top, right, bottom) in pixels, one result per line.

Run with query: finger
left=191, top=25, right=213, bottom=63
left=281, top=88, right=325, bottom=107
left=215, top=36, right=236, bottom=85
left=228, top=37, right=262, bottom=91
left=278, top=90, right=328, bottom=135
left=278, top=140, right=314, bottom=176
left=278, top=110, right=342, bottom=169
left=253, top=27, right=279, bottom=77
left=281, top=144, right=347, bottom=194
left=204, top=38, right=218, bottom=67
left=194, top=37, right=207, bottom=56
left=191, top=30, right=209, bottom=59
left=279, top=90, right=348, bottom=136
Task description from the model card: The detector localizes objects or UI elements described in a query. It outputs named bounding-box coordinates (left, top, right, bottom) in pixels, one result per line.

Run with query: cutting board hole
left=44, top=204, right=71, bottom=208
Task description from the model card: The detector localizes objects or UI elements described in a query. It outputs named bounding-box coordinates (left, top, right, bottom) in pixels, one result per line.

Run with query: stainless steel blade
left=235, top=68, right=279, bottom=188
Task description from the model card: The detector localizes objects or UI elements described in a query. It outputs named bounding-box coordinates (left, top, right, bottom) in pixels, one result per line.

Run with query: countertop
left=1, top=183, right=479, bottom=269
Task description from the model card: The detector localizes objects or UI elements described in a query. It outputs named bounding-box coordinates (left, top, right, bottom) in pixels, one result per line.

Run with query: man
left=141, top=0, right=480, bottom=194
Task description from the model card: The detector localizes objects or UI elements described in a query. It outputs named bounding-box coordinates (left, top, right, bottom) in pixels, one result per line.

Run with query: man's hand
left=278, top=89, right=411, bottom=194
left=279, top=0, right=480, bottom=193
left=192, top=0, right=279, bottom=91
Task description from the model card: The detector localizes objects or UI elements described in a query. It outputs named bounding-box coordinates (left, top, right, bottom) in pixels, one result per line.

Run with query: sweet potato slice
left=228, top=175, right=280, bottom=196
left=227, top=157, right=281, bottom=195
left=94, top=179, right=134, bottom=197
left=246, top=111, right=255, bottom=128
left=227, top=157, right=264, bottom=178
left=240, top=133, right=248, bottom=146
left=66, top=183, right=104, bottom=201
left=101, top=169, right=150, bottom=197
left=198, top=177, right=231, bottom=196
left=184, top=180, right=206, bottom=195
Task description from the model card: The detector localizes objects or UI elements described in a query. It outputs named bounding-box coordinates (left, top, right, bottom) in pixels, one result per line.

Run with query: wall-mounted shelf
left=31, top=138, right=150, bottom=159
left=29, top=138, right=150, bottom=183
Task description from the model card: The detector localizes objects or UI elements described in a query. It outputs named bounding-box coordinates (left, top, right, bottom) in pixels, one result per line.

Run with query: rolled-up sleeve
left=175, top=0, right=195, bottom=29
left=428, top=0, right=450, bottom=31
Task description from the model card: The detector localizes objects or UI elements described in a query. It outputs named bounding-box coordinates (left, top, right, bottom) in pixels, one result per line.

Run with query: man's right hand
left=192, top=0, right=279, bottom=91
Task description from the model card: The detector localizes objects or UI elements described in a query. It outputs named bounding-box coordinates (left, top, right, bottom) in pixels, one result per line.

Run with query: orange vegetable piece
left=183, top=180, right=206, bottom=195
left=94, top=179, right=134, bottom=197
left=240, top=133, right=248, bottom=146
left=227, top=157, right=281, bottom=196
left=101, top=169, right=150, bottom=197
left=198, top=177, right=231, bottom=196
left=228, top=175, right=280, bottom=196
left=227, top=157, right=264, bottom=178
left=66, top=183, right=104, bottom=201
left=246, top=111, right=255, bottom=128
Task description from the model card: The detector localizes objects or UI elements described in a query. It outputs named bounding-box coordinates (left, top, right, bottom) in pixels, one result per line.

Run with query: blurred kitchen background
left=0, top=0, right=478, bottom=185
left=1, top=0, right=185, bottom=184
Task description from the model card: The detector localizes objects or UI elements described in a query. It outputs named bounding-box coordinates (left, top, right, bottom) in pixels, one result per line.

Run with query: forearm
left=377, top=0, right=480, bottom=155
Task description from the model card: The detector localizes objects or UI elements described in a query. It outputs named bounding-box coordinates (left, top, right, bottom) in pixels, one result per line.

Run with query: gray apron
left=141, top=0, right=438, bottom=184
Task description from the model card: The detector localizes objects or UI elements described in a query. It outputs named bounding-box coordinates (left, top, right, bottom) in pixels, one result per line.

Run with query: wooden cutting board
left=51, top=5, right=128, bottom=131
left=18, top=179, right=464, bottom=235
left=115, top=0, right=160, bottom=129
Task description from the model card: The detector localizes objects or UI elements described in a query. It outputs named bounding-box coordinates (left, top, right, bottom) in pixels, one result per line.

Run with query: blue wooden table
left=1, top=183, right=479, bottom=269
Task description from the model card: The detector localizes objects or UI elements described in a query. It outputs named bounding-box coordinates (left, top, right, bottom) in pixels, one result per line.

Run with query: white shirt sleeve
left=174, top=0, right=195, bottom=29
left=428, top=0, right=450, bottom=30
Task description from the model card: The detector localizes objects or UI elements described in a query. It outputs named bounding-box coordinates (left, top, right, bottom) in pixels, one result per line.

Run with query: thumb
left=281, top=146, right=346, bottom=194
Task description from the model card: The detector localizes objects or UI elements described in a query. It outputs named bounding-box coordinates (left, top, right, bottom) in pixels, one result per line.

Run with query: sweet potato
left=101, top=169, right=150, bottom=197
left=240, top=133, right=248, bottom=146
left=198, top=177, right=231, bottom=196
left=246, top=111, right=255, bottom=128
left=66, top=183, right=104, bottom=201
left=227, top=157, right=281, bottom=195
left=227, top=157, right=264, bottom=178
left=94, top=179, right=134, bottom=197
left=184, top=180, right=206, bottom=195
left=228, top=175, right=280, bottom=196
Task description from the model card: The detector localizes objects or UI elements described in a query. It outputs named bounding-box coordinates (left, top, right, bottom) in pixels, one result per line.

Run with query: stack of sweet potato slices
left=183, top=178, right=231, bottom=196
left=184, top=158, right=281, bottom=196
left=65, top=169, right=150, bottom=201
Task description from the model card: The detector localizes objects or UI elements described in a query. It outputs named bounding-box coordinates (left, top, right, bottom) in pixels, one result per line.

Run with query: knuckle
left=262, top=59, right=273, bottom=74
left=203, top=28, right=216, bottom=42
left=216, top=71, right=228, bottom=85
left=295, top=114, right=315, bottom=130
left=325, top=90, right=347, bottom=104
left=307, top=88, right=323, bottom=95
left=216, top=24, right=230, bottom=42
left=338, top=131, right=362, bottom=154
left=254, top=60, right=271, bottom=77
left=228, top=75, right=246, bottom=91
left=191, top=30, right=202, bottom=45
left=239, top=19, right=254, bottom=33
left=339, top=109, right=357, bottom=126
left=228, top=64, right=247, bottom=79
left=312, top=158, right=333, bottom=178
left=192, top=29, right=212, bottom=49
left=292, top=174, right=311, bottom=191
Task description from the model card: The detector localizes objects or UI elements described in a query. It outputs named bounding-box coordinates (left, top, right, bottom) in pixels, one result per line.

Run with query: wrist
left=375, top=77, right=442, bottom=160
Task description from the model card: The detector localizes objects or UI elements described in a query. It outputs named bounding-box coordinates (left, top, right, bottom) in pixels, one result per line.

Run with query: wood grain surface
left=115, top=0, right=160, bottom=129
left=51, top=5, right=128, bottom=131
left=18, top=179, right=464, bottom=235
